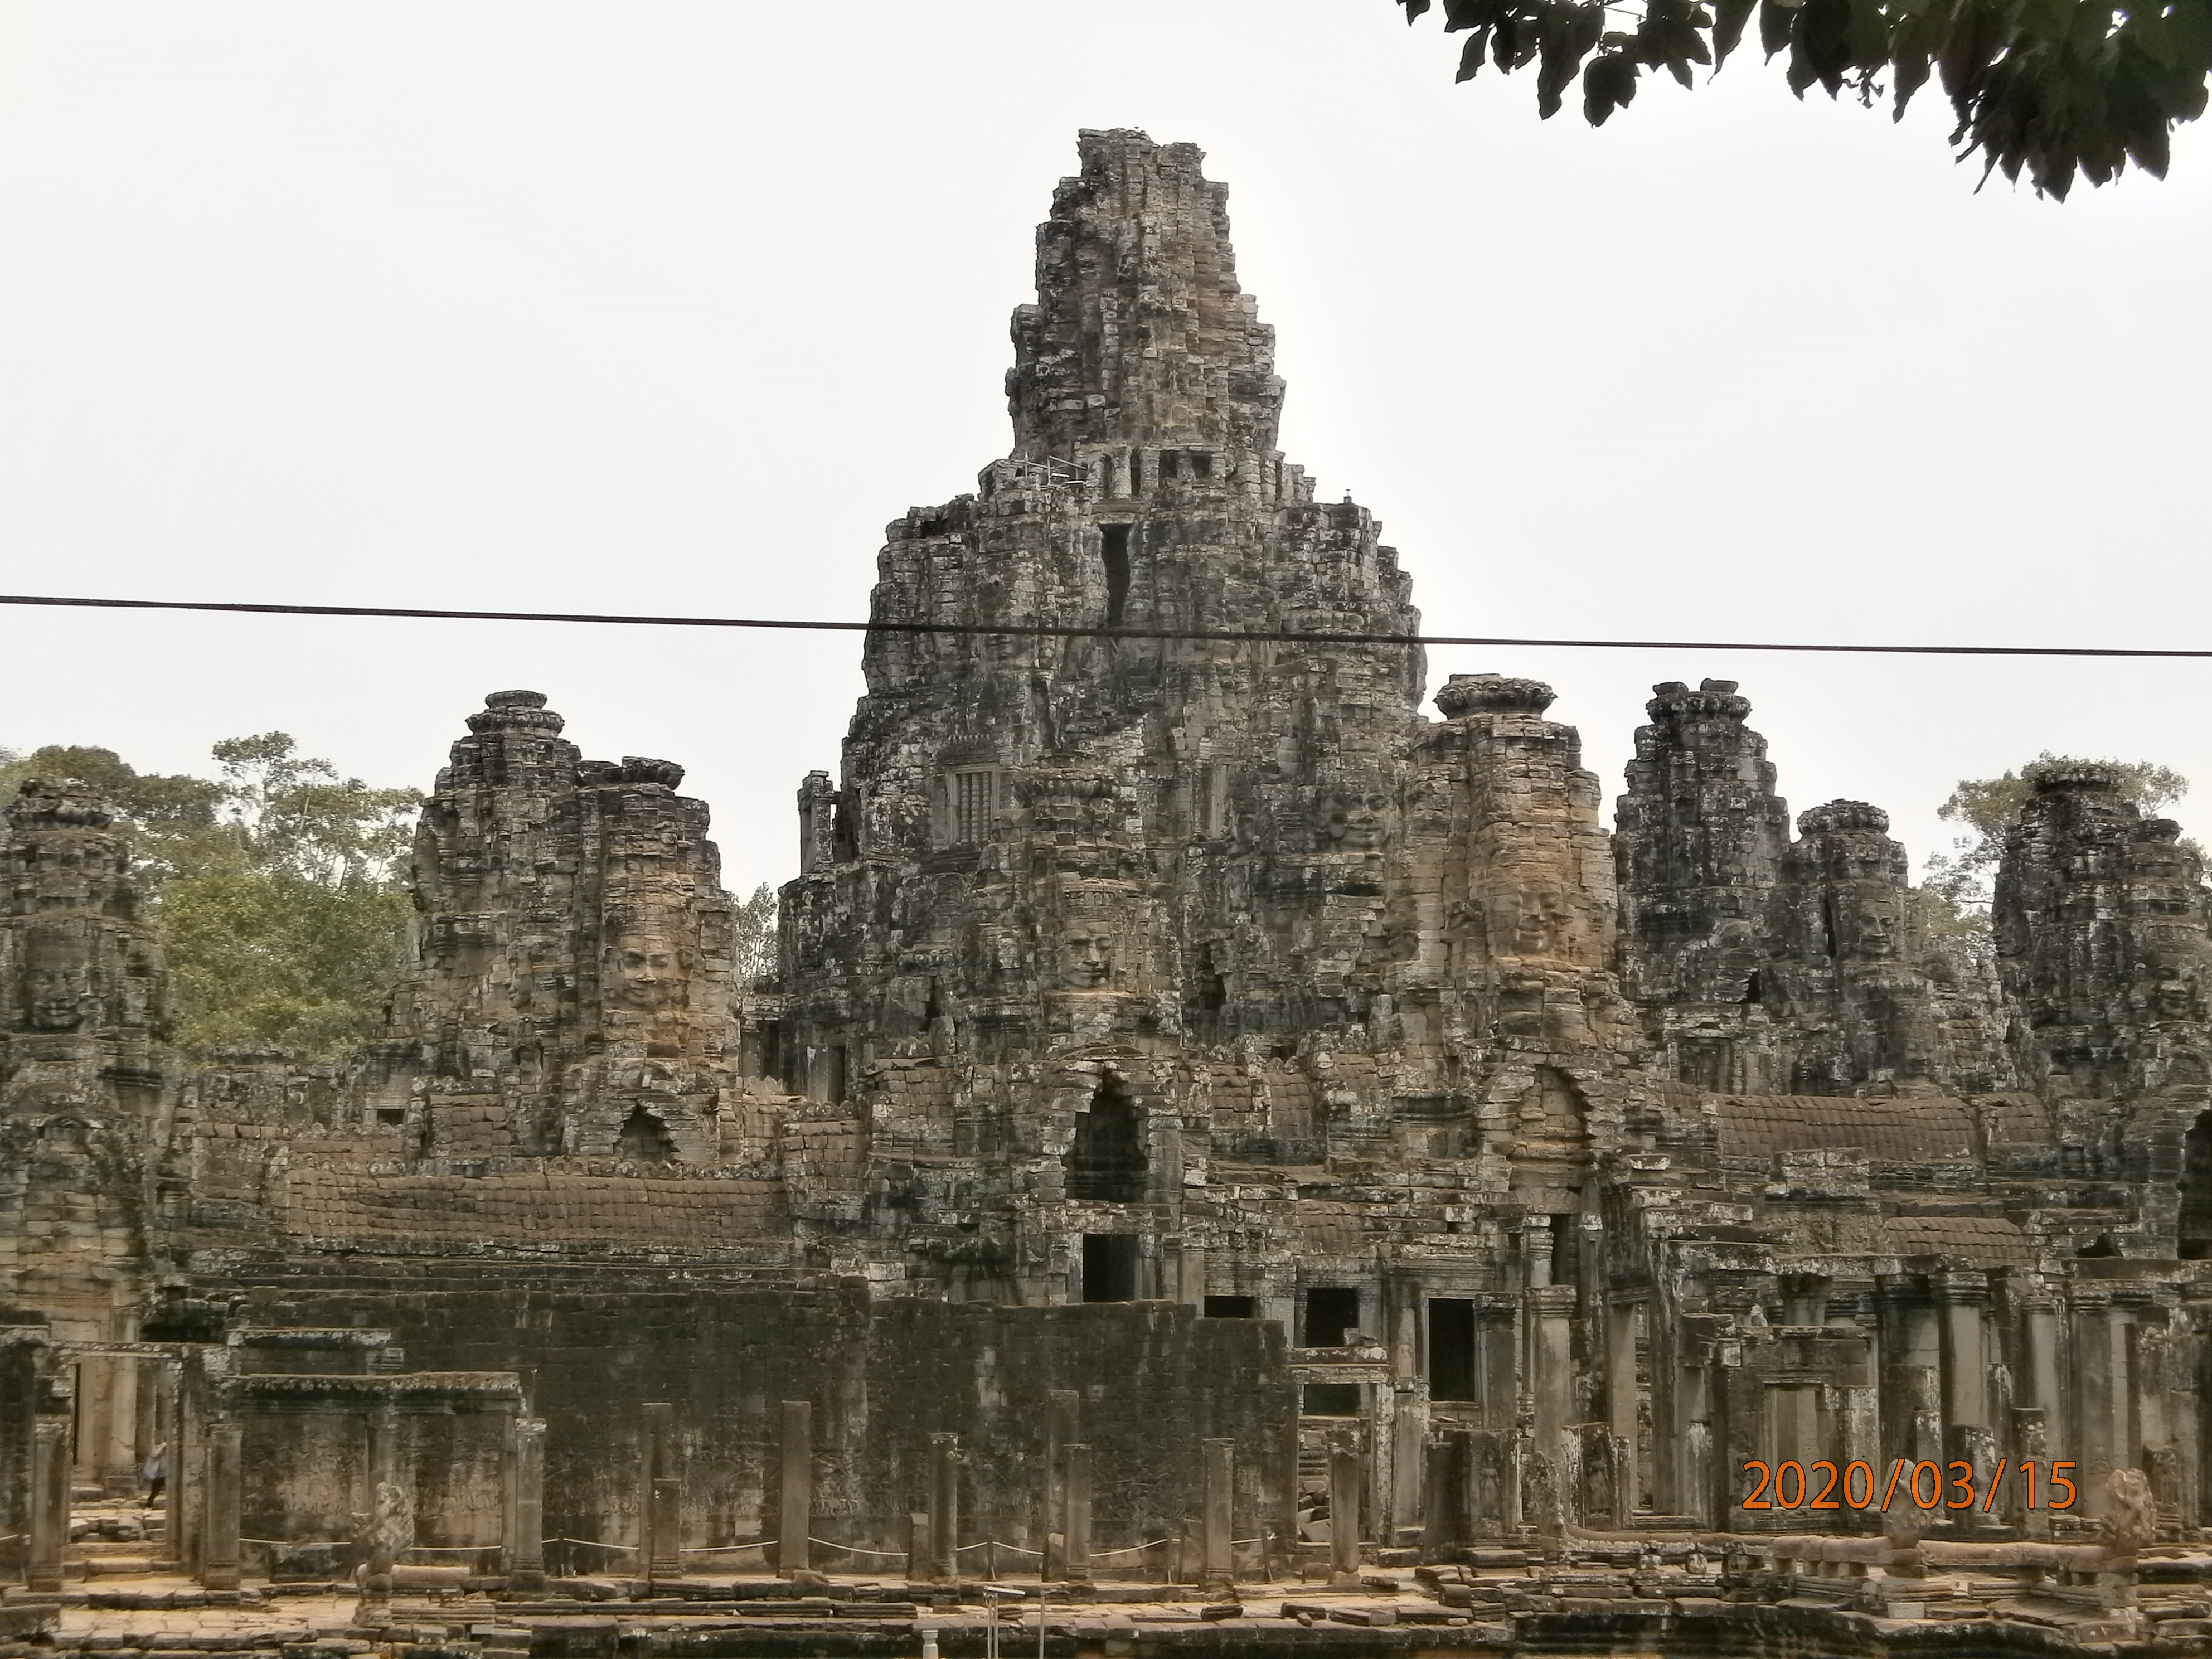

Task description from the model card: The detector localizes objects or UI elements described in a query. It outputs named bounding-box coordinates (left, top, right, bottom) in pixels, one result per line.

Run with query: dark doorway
left=2183, top=1110, right=2212, bottom=1258
left=1204, top=1295, right=1258, bottom=1318
left=1066, top=1074, right=1147, bottom=1201
left=1082, top=1234, right=1139, bottom=1302
left=1100, top=525, right=1133, bottom=628
left=1303, top=1286, right=1360, bottom=1347
left=1301, top=1382, right=1362, bottom=1415
left=1428, top=1298, right=1477, bottom=1401
left=615, top=1106, right=677, bottom=1161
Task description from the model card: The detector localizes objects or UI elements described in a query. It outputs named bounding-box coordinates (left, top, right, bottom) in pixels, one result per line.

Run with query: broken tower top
left=1006, top=128, right=1283, bottom=463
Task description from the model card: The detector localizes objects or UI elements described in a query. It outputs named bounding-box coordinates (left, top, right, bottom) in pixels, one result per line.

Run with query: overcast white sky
left=2, top=2, right=2208, bottom=893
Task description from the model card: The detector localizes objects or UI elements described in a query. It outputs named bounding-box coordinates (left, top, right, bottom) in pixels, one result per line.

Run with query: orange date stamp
left=1742, top=1457, right=2078, bottom=1512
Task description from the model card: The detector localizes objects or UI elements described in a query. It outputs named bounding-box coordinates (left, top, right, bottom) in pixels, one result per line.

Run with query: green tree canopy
left=731, top=882, right=778, bottom=989
left=1398, top=0, right=2211, bottom=196
left=1, top=734, right=420, bottom=1060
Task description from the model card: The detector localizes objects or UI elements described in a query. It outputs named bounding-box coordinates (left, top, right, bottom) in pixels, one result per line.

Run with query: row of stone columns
left=151, top=1394, right=1254, bottom=1592
left=174, top=1405, right=551, bottom=1595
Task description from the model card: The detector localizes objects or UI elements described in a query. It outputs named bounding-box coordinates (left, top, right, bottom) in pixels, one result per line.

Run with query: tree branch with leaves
left=1399, top=0, right=2210, bottom=195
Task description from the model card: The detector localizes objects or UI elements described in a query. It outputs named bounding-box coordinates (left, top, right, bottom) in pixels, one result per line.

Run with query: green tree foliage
left=0, top=735, right=421, bottom=1060
left=1398, top=0, right=2211, bottom=196
left=158, top=735, right=421, bottom=1059
left=731, top=882, right=778, bottom=989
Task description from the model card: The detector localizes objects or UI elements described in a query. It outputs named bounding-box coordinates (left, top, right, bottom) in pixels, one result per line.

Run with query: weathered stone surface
left=1763, top=799, right=2012, bottom=1095
left=13, top=131, right=2212, bottom=1615
left=352, top=690, right=741, bottom=1162
left=0, top=777, right=171, bottom=1341
left=1995, top=759, right=2212, bottom=1099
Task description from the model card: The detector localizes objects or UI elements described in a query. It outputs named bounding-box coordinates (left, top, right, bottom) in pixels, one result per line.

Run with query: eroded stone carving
left=9, top=132, right=2212, bottom=1578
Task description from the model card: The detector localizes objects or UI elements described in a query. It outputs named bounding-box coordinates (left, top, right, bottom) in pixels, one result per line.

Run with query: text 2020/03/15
left=1742, top=1458, right=2078, bottom=1512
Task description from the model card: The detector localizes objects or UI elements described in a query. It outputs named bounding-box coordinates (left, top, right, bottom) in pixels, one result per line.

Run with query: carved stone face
left=2152, top=979, right=2200, bottom=1021
left=22, top=964, right=91, bottom=1031
left=1836, top=891, right=1900, bottom=960
left=1322, top=793, right=1389, bottom=851
left=609, top=933, right=681, bottom=1011
left=1060, top=929, right=1115, bottom=988
left=20, top=928, right=93, bottom=1032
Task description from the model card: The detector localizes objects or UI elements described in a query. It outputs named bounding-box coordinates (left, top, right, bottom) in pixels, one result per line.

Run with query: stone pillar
left=927, top=1431, right=959, bottom=1583
left=1200, top=1438, right=1233, bottom=1589
left=2075, top=1297, right=2132, bottom=1516
left=1173, top=1240, right=1206, bottom=1305
left=1938, top=1274, right=1989, bottom=1428
left=641, top=1401, right=681, bottom=1578
left=1836, top=1385, right=1881, bottom=1496
left=1327, top=1433, right=1361, bottom=1583
left=27, top=1416, right=70, bottom=1593
left=2011, top=1406, right=2053, bottom=1537
left=503, top=1415, right=547, bottom=1595
left=1422, top=1431, right=1471, bottom=1548
left=1529, top=1286, right=1576, bottom=1449
left=1043, top=1389, right=1078, bottom=1580
left=1607, top=1301, right=1640, bottom=1523
left=359, top=1404, right=401, bottom=1623
left=198, top=1418, right=242, bottom=1592
left=1390, top=1381, right=1425, bottom=1543
left=80, top=1355, right=139, bottom=1496
left=1477, top=1304, right=1516, bottom=1434
left=2026, top=1299, right=2063, bottom=1419
left=1896, top=1365, right=1944, bottom=1519
left=797, top=772, right=837, bottom=874
left=777, top=1401, right=812, bottom=1577
left=1677, top=1356, right=1714, bottom=1526
left=1063, top=1442, right=1092, bottom=1583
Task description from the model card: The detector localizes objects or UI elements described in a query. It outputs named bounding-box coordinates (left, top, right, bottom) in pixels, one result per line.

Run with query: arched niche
left=1065, top=1072, right=1147, bottom=1202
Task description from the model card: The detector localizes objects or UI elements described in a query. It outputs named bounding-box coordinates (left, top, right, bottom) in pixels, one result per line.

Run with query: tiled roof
left=1878, top=1215, right=2036, bottom=1268
left=1714, top=1094, right=2046, bottom=1162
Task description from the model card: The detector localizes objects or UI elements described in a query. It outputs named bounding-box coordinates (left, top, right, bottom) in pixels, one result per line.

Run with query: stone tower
left=0, top=777, right=172, bottom=1340
left=1995, top=760, right=2212, bottom=1100
left=1762, top=799, right=2011, bottom=1095
left=778, top=129, right=1427, bottom=1296
left=1612, top=678, right=1793, bottom=1090
left=353, top=691, right=740, bottom=1161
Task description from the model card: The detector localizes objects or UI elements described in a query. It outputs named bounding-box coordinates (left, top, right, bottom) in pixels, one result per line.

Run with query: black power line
left=1, top=590, right=2206, bottom=659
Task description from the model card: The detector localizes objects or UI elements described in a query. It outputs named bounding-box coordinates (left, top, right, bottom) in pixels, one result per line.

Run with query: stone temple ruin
left=6, top=128, right=2212, bottom=1655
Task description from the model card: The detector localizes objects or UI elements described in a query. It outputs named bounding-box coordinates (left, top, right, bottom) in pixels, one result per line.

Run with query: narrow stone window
left=1065, top=1073, right=1146, bottom=1201
left=1303, top=1286, right=1360, bottom=1347
left=1203, top=1295, right=1257, bottom=1318
left=1099, top=525, right=1133, bottom=629
left=1128, top=451, right=1143, bottom=494
left=1191, top=452, right=1213, bottom=481
left=1081, top=1234, right=1139, bottom=1302
left=376, top=1108, right=404, bottom=1127
left=615, top=1105, right=677, bottom=1161
left=1159, top=450, right=1180, bottom=481
left=949, top=768, right=998, bottom=845
left=2182, top=1110, right=2212, bottom=1258
left=1428, top=1298, right=1478, bottom=1400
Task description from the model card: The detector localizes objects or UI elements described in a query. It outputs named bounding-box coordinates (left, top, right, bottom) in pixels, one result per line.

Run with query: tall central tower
left=776, top=130, right=1437, bottom=1298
